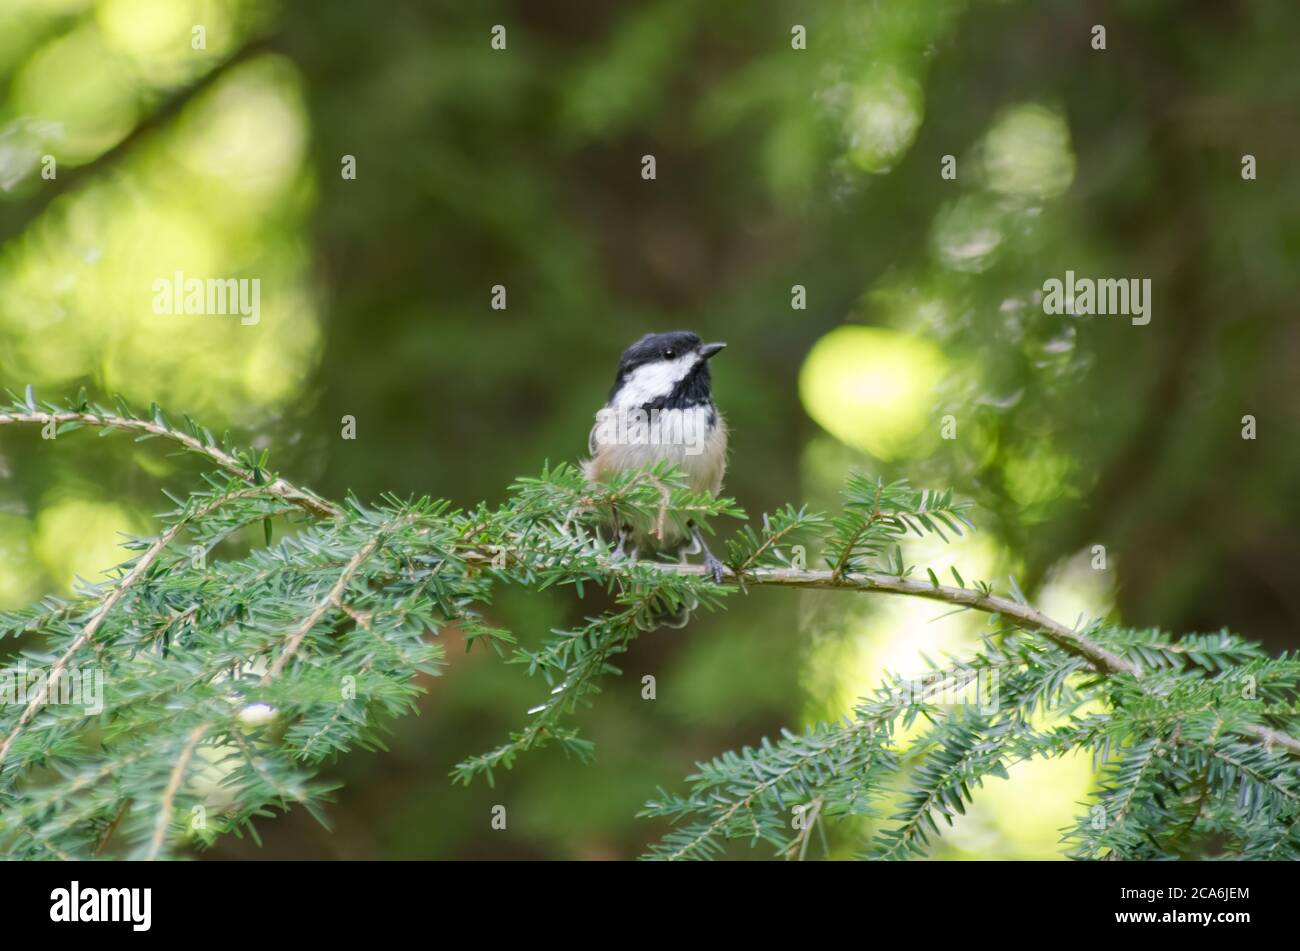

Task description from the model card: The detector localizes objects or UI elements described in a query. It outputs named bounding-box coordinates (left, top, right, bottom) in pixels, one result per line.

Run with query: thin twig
left=0, top=38, right=276, bottom=244
left=22, top=829, right=78, bottom=862
left=465, top=551, right=1137, bottom=677
left=460, top=548, right=1300, bottom=757
left=96, top=798, right=132, bottom=857
left=0, top=410, right=339, bottom=519
left=261, top=520, right=404, bottom=683
left=672, top=562, right=1300, bottom=756
left=144, top=725, right=208, bottom=861
left=0, top=486, right=274, bottom=766
left=786, top=797, right=822, bottom=862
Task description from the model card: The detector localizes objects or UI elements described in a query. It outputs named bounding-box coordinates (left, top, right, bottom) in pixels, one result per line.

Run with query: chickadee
left=583, top=331, right=730, bottom=607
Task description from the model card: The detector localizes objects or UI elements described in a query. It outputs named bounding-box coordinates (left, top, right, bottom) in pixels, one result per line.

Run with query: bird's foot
left=612, top=525, right=638, bottom=563
left=685, top=521, right=727, bottom=583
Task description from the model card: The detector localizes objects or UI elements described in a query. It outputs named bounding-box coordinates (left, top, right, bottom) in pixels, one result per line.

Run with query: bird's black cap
left=617, top=331, right=702, bottom=372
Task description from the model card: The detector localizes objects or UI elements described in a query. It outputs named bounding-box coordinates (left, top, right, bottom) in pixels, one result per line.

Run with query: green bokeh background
left=1, top=0, right=1298, bottom=859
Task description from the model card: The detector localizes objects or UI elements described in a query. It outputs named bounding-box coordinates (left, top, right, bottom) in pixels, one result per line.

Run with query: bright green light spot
left=1003, top=449, right=1072, bottom=507
left=11, top=26, right=138, bottom=162
left=843, top=67, right=924, bottom=174
left=980, top=103, right=1075, bottom=200
left=0, top=514, right=43, bottom=609
left=98, top=0, right=200, bottom=57
left=34, top=498, right=140, bottom=592
left=174, top=56, right=308, bottom=198
left=799, top=325, right=947, bottom=459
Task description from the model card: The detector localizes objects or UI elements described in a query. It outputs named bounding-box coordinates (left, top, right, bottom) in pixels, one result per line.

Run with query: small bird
left=582, top=331, right=730, bottom=614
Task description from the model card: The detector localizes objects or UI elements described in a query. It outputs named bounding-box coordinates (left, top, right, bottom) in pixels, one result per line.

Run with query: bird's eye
left=663, top=348, right=675, bottom=359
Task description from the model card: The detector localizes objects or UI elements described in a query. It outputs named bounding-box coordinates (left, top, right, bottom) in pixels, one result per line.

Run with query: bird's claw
left=612, top=525, right=637, bottom=563
left=685, top=520, right=727, bottom=583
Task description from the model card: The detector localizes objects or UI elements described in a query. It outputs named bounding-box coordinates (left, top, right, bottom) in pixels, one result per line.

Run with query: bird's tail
left=608, top=522, right=713, bottom=631
left=637, top=591, right=699, bottom=631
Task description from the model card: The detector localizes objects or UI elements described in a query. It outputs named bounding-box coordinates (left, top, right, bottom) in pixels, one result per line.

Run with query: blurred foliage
left=1, top=0, right=1298, bottom=858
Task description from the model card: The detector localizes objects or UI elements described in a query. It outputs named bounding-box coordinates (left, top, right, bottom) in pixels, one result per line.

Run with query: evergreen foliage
left=2, top=394, right=1298, bottom=859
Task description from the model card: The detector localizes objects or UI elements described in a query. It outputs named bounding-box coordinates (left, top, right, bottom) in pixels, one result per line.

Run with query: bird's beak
left=698, top=342, right=727, bottom=360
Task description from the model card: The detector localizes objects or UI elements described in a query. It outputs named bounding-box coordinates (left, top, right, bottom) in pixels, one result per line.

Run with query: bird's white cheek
left=615, top=356, right=696, bottom=407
